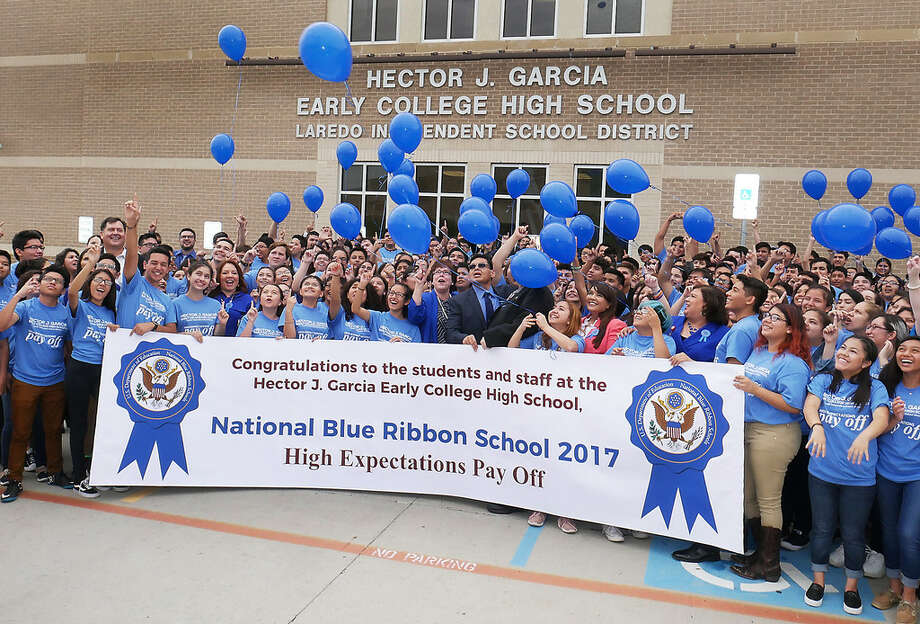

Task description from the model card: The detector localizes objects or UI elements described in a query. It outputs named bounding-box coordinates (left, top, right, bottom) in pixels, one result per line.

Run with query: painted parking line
left=120, top=487, right=155, bottom=503
left=22, top=490, right=866, bottom=624
left=510, top=525, right=544, bottom=567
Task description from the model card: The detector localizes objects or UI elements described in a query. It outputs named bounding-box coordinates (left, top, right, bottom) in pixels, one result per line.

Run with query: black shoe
left=486, top=503, right=517, bottom=514
left=804, top=583, right=825, bottom=608
left=671, top=543, right=721, bottom=563
left=46, top=472, right=73, bottom=490
left=781, top=528, right=810, bottom=551
left=36, top=470, right=51, bottom=483
left=1, top=480, right=23, bottom=503
left=0, top=470, right=9, bottom=488
left=844, top=590, right=863, bottom=615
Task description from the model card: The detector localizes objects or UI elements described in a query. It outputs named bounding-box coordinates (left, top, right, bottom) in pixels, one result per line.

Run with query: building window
left=424, top=0, right=475, bottom=40
left=585, top=0, right=643, bottom=36
left=492, top=165, right=548, bottom=235
left=502, top=0, right=556, bottom=38
left=341, top=163, right=389, bottom=238
left=416, top=164, right=467, bottom=233
left=350, top=0, right=398, bottom=43
left=574, top=165, right=631, bottom=248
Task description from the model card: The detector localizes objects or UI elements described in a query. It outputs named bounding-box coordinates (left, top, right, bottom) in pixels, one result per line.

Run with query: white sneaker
left=630, top=530, right=650, bottom=539
left=863, top=547, right=885, bottom=578
left=603, top=525, right=625, bottom=542
left=830, top=544, right=844, bottom=567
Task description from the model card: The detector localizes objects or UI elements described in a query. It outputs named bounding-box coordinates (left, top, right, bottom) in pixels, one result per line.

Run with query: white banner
left=93, top=330, right=744, bottom=551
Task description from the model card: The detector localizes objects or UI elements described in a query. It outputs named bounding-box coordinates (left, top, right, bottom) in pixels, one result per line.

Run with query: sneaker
left=94, top=485, right=111, bottom=492
left=602, top=525, right=625, bottom=543
left=36, top=469, right=51, bottom=483
left=0, top=469, right=8, bottom=488
left=74, top=477, right=100, bottom=499
left=23, top=450, right=37, bottom=472
left=804, top=583, right=825, bottom=608
left=844, top=590, right=863, bottom=615
left=528, top=512, right=546, bottom=527
left=864, top=547, right=885, bottom=578
left=112, top=486, right=130, bottom=493
left=830, top=544, right=845, bottom=567
left=630, top=530, right=650, bottom=539
left=557, top=517, right=577, bottom=534
left=1, top=480, right=23, bottom=503
left=896, top=599, right=918, bottom=624
left=781, top=528, right=810, bottom=551
left=872, top=589, right=901, bottom=610
left=45, top=472, right=73, bottom=489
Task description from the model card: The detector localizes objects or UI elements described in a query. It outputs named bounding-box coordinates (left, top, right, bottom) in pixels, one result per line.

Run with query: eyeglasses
left=867, top=323, right=889, bottom=331
left=23, top=244, right=45, bottom=251
left=469, top=263, right=490, bottom=269
left=92, top=277, right=113, bottom=286
left=40, top=276, right=63, bottom=284
left=763, top=313, right=787, bottom=323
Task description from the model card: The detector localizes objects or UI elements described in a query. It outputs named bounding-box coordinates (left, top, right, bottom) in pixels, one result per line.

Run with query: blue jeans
left=809, top=474, right=876, bottom=578
left=877, top=474, right=920, bottom=589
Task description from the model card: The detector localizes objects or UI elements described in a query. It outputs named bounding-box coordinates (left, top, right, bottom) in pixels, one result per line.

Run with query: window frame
left=422, top=0, right=477, bottom=42
left=490, top=164, right=550, bottom=235
left=415, top=162, right=468, bottom=232
left=348, top=0, right=400, bottom=44
left=339, top=162, right=390, bottom=238
left=583, top=0, right=645, bottom=38
left=573, top=165, right=632, bottom=247
left=500, top=0, right=558, bottom=40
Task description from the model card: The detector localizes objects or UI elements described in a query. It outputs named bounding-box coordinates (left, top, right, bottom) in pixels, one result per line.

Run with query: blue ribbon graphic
left=119, top=422, right=188, bottom=478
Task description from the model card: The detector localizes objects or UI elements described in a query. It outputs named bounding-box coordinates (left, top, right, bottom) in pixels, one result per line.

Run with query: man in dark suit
left=444, top=253, right=514, bottom=346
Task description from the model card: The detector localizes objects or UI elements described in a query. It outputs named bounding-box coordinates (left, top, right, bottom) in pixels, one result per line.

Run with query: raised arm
left=906, top=256, right=920, bottom=335
left=0, top=277, right=38, bottom=332
left=534, top=313, right=579, bottom=352
left=69, top=246, right=101, bottom=314
left=350, top=277, right=372, bottom=322
left=491, top=226, right=527, bottom=285
left=234, top=214, right=248, bottom=249
left=654, top=212, right=683, bottom=256
left=325, top=263, right=343, bottom=320
left=657, top=246, right=677, bottom=300
left=123, top=193, right=141, bottom=283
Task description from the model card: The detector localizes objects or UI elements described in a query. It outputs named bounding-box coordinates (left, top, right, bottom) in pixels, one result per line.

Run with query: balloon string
left=343, top=81, right=354, bottom=113
left=219, top=165, right=225, bottom=226
left=230, top=66, right=243, bottom=138
left=648, top=184, right=737, bottom=230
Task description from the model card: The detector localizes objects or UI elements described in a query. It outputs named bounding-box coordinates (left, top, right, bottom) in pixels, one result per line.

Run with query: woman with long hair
left=165, top=261, right=226, bottom=339
left=283, top=264, right=342, bottom=341
left=237, top=283, right=285, bottom=339
left=580, top=283, right=626, bottom=355
left=866, top=314, right=910, bottom=375
left=330, top=277, right=376, bottom=340
left=210, top=260, right=251, bottom=337
left=729, top=303, right=812, bottom=582
left=875, top=337, right=920, bottom=622
left=802, top=336, right=890, bottom=616
left=352, top=279, right=420, bottom=343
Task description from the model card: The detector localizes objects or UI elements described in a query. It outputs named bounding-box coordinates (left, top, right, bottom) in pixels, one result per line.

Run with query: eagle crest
left=652, top=399, right=698, bottom=446
left=140, top=360, right=182, bottom=401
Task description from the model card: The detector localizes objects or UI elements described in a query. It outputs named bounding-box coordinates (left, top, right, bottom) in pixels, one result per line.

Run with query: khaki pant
left=9, top=379, right=65, bottom=482
left=743, top=420, right=801, bottom=529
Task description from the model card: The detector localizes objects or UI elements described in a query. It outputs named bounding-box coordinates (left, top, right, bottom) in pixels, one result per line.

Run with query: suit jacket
left=482, top=286, right=555, bottom=348
left=444, top=284, right=516, bottom=344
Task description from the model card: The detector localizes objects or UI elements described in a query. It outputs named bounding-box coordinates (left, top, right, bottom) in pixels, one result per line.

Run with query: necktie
left=436, top=298, right=447, bottom=344
left=483, top=292, right=494, bottom=323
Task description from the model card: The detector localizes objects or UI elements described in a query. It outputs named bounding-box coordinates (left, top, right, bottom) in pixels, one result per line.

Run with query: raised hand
left=18, top=275, right=40, bottom=299
left=217, top=300, right=229, bottom=325
left=124, top=193, right=141, bottom=229
left=245, top=301, right=258, bottom=323
left=148, top=217, right=158, bottom=233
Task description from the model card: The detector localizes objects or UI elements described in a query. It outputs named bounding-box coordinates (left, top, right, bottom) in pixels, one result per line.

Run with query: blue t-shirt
left=714, top=315, right=761, bottom=364
left=877, top=382, right=920, bottom=483
left=607, top=332, right=676, bottom=358
left=289, top=301, right=336, bottom=340
left=742, top=347, right=810, bottom=424
left=117, top=272, right=172, bottom=328
left=235, top=312, right=283, bottom=339
left=328, top=313, right=375, bottom=341
left=166, top=275, right=188, bottom=299
left=12, top=298, right=72, bottom=386
left=520, top=331, right=586, bottom=352
left=807, top=374, right=889, bottom=486
left=669, top=317, right=729, bottom=363
left=70, top=300, right=115, bottom=365
left=171, top=295, right=221, bottom=336
left=370, top=310, right=421, bottom=343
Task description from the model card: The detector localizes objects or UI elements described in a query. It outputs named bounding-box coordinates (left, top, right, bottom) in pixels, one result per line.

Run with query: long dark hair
left=589, top=282, right=622, bottom=350
left=828, top=335, right=878, bottom=410
left=79, top=268, right=117, bottom=313
left=754, top=303, right=813, bottom=368
left=879, top=336, right=920, bottom=397
left=209, top=260, right=246, bottom=297
left=698, top=285, right=729, bottom=325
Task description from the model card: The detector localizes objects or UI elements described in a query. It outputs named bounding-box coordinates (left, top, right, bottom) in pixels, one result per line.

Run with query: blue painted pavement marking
left=510, top=525, right=544, bottom=567
left=643, top=536, right=884, bottom=621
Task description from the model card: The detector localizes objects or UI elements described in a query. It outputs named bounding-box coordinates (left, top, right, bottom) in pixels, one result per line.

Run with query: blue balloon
left=209, top=133, right=234, bottom=165
left=903, top=207, right=920, bottom=237
left=812, top=210, right=832, bottom=249
left=606, top=159, right=650, bottom=194
left=889, top=184, right=916, bottom=216
left=303, top=186, right=324, bottom=213
left=540, top=181, right=577, bottom=218
left=336, top=140, right=357, bottom=170
left=569, top=214, right=596, bottom=248
left=872, top=206, right=896, bottom=231
left=876, top=227, right=912, bottom=260
left=395, top=158, right=415, bottom=178
left=218, top=25, right=246, bottom=62
left=388, top=204, right=431, bottom=254
left=801, top=170, right=827, bottom=201
left=853, top=240, right=874, bottom=256
left=457, top=209, right=495, bottom=245
left=388, top=174, right=419, bottom=205
left=377, top=139, right=404, bottom=174
left=490, top=215, right=501, bottom=239
left=330, top=203, right=361, bottom=240
left=682, top=205, right=715, bottom=243
left=603, top=199, right=640, bottom=240
left=846, top=168, right=872, bottom=200
left=510, top=249, right=558, bottom=288
left=459, top=196, right=491, bottom=215
left=470, top=174, right=497, bottom=203
left=822, top=203, right=876, bottom=252
left=266, top=192, right=291, bottom=224
left=540, top=223, right=576, bottom=263
left=543, top=213, right=566, bottom=227
left=389, top=112, right=423, bottom=154
left=506, top=168, right=531, bottom=199
left=298, top=22, right=352, bottom=83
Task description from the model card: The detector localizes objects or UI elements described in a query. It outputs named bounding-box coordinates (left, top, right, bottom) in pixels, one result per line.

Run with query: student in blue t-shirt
left=714, top=275, right=767, bottom=364
left=237, top=284, right=285, bottom=339
left=0, top=264, right=74, bottom=502
left=65, top=246, right=119, bottom=497
left=876, top=336, right=920, bottom=618
left=283, top=265, right=342, bottom=341
left=329, top=278, right=377, bottom=341
left=509, top=301, right=585, bottom=353
left=802, top=336, right=890, bottom=616
left=352, top=279, right=420, bottom=343
left=163, top=261, right=226, bottom=340
left=607, top=300, right=675, bottom=359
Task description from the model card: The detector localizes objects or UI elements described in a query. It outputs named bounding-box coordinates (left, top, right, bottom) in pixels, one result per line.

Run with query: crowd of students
left=0, top=201, right=918, bottom=621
